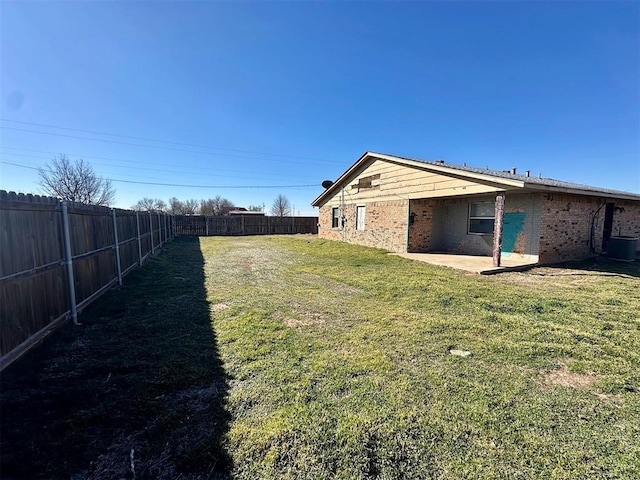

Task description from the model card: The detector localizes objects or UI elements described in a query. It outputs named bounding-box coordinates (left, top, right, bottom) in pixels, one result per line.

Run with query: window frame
left=468, top=202, right=495, bottom=235
left=331, top=207, right=340, bottom=228
left=356, top=205, right=366, bottom=231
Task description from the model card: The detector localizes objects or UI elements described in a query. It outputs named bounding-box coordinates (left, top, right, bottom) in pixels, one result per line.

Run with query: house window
left=332, top=207, right=339, bottom=228
left=356, top=206, right=366, bottom=231
left=468, top=202, right=495, bottom=235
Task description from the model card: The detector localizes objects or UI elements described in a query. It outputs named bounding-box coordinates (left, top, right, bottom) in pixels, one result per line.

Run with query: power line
left=0, top=149, right=312, bottom=181
left=0, top=160, right=318, bottom=189
left=1, top=118, right=333, bottom=162
left=0, top=120, right=343, bottom=165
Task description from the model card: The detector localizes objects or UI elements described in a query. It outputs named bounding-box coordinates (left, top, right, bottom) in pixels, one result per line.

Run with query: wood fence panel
left=0, top=203, right=63, bottom=277
left=0, top=190, right=174, bottom=369
left=0, top=266, right=69, bottom=356
left=116, top=211, right=139, bottom=273
left=174, top=215, right=318, bottom=236
left=73, top=251, right=118, bottom=305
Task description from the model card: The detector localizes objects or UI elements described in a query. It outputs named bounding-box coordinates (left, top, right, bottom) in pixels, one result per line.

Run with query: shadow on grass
left=0, top=237, right=230, bottom=479
left=536, top=256, right=640, bottom=279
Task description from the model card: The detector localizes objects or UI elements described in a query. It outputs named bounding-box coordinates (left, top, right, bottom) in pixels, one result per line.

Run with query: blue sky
left=1, top=1, right=638, bottom=214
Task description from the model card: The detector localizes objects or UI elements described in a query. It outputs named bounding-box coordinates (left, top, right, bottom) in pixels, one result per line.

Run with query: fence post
left=60, top=201, right=78, bottom=325
left=136, top=211, right=143, bottom=265
left=149, top=211, right=155, bottom=255
left=111, top=209, right=123, bottom=286
left=157, top=212, right=162, bottom=247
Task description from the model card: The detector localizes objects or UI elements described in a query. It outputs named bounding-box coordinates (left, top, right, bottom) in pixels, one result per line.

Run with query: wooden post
left=157, top=212, right=162, bottom=247
left=492, top=192, right=505, bottom=267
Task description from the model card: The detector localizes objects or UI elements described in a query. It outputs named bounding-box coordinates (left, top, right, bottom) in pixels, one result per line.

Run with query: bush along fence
left=174, top=214, right=318, bottom=236
left=0, top=190, right=175, bottom=370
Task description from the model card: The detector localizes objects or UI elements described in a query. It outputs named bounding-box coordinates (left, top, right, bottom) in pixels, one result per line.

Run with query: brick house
left=311, top=152, right=640, bottom=265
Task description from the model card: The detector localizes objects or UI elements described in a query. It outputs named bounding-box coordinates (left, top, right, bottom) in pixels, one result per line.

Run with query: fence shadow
left=0, top=237, right=231, bottom=479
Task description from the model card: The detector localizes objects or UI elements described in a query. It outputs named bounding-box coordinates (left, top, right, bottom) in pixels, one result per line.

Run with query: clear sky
left=1, top=1, right=638, bottom=214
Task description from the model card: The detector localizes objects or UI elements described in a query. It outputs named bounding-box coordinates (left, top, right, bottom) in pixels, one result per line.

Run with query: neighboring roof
left=312, top=151, right=640, bottom=206
left=227, top=210, right=265, bottom=215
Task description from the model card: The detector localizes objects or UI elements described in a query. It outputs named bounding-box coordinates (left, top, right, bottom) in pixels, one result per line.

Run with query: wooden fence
left=174, top=215, right=318, bottom=236
left=0, top=190, right=175, bottom=370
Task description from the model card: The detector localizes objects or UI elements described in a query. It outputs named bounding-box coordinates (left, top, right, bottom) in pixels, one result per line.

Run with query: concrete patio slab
left=392, top=252, right=538, bottom=274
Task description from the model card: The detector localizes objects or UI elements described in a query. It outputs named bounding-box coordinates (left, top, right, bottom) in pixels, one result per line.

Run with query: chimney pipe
left=512, top=167, right=517, bottom=175
left=525, top=170, right=530, bottom=177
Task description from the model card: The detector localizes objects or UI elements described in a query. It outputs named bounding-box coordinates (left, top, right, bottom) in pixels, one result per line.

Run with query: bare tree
left=201, top=196, right=234, bottom=215
left=168, top=197, right=183, bottom=214
left=271, top=194, right=291, bottom=217
left=38, top=154, right=115, bottom=206
left=247, top=204, right=263, bottom=212
left=182, top=199, right=200, bottom=215
left=132, top=197, right=166, bottom=211
left=214, top=195, right=234, bottom=215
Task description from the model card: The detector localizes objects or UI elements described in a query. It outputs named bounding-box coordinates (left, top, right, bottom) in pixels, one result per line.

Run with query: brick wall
left=318, top=199, right=409, bottom=253
left=538, top=193, right=640, bottom=263
left=319, top=192, right=640, bottom=260
left=407, top=199, right=436, bottom=252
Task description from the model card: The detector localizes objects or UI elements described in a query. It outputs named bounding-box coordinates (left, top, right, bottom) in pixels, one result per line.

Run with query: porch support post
left=492, top=192, right=505, bottom=267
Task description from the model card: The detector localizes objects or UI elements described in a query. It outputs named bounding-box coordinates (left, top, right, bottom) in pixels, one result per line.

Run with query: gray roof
left=379, top=152, right=640, bottom=200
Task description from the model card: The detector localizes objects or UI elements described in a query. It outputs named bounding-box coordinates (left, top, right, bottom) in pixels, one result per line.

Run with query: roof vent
left=321, top=180, right=334, bottom=189
left=511, top=167, right=517, bottom=175
left=435, top=159, right=445, bottom=165
left=525, top=170, right=530, bottom=177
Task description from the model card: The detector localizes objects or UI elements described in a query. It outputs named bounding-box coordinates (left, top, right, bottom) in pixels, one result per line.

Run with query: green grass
left=1, top=235, right=639, bottom=479
left=204, top=236, right=639, bottom=479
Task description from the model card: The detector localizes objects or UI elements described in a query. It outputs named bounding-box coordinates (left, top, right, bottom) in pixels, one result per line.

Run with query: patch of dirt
left=211, top=303, right=230, bottom=313
left=594, top=392, right=624, bottom=405
left=295, top=272, right=364, bottom=296
left=272, top=310, right=326, bottom=328
left=500, top=263, right=639, bottom=288
left=540, top=362, right=598, bottom=389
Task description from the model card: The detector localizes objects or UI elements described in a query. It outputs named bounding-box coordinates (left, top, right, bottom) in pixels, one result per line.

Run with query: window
left=331, top=207, right=340, bottom=228
left=356, top=206, right=366, bottom=231
left=468, top=202, right=494, bottom=235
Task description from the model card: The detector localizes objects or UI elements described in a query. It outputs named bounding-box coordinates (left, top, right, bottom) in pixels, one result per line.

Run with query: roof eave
left=523, top=182, right=640, bottom=201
